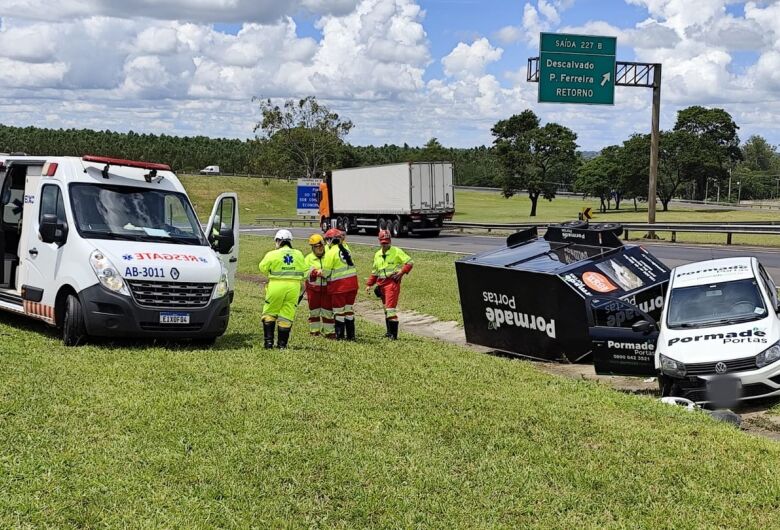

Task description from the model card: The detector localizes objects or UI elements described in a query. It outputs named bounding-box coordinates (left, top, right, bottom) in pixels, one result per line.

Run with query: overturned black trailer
left=456, top=222, right=671, bottom=371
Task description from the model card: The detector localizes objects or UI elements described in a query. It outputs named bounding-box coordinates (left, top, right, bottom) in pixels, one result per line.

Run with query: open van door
left=587, top=296, right=659, bottom=377
left=206, top=193, right=239, bottom=295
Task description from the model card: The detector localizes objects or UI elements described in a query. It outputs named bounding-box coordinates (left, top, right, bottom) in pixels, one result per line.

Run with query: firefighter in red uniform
left=304, top=233, right=335, bottom=337
left=315, top=228, right=359, bottom=340
left=365, top=230, right=413, bottom=340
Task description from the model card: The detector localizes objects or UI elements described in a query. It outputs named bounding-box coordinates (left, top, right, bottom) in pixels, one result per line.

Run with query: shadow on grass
left=88, top=332, right=257, bottom=352
left=583, top=207, right=743, bottom=216
left=0, top=311, right=257, bottom=352
left=0, top=311, right=60, bottom=341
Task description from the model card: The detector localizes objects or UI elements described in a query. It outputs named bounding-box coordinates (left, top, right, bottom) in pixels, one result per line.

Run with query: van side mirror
left=40, top=213, right=67, bottom=245
left=217, top=227, right=234, bottom=254
left=632, top=319, right=655, bottom=334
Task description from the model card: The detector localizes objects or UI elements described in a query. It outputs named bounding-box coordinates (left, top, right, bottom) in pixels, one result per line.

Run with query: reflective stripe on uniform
left=269, top=270, right=305, bottom=280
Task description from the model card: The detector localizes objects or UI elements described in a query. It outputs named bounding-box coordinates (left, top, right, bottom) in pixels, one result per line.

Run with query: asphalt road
left=242, top=227, right=780, bottom=278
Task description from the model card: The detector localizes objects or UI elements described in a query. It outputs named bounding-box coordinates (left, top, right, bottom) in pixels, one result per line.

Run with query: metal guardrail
left=446, top=221, right=780, bottom=245
left=251, top=217, right=780, bottom=245
left=254, top=217, right=319, bottom=227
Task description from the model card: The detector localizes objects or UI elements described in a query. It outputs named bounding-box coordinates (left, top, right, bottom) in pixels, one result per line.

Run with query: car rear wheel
left=63, top=294, right=87, bottom=347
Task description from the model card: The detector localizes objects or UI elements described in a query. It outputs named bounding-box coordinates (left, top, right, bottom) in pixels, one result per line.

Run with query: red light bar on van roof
left=82, top=155, right=171, bottom=171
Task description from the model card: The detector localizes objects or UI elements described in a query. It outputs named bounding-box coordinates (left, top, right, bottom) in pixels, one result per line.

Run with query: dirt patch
left=355, top=300, right=656, bottom=395
left=237, top=272, right=267, bottom=285
left=354, top=302, right=780, bottom=442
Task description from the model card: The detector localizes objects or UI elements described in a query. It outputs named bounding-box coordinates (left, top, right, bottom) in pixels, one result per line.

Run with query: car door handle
left=28, top=248, right=38, bottom=256
left=229, top=257, right=238, bottom=263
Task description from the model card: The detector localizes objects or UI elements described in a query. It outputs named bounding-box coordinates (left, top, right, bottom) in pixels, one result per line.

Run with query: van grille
left=128, top=280, right=214, bottom=309
left=686, top=356, right=757, bottom=375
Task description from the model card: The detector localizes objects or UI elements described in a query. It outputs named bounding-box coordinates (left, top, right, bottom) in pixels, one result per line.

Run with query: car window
left=759, top=264, right=778, bottom=309
left=39, top=184, right=67, bottom=225
left=666, top=278, right=766, bottom=328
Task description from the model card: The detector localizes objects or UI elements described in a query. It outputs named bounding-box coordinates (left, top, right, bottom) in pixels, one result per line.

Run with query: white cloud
left=441, top=38, right=503, bottom=78
left=0, top=0, right=360, bottom=23
left=494, top=25, right=523, bottom=45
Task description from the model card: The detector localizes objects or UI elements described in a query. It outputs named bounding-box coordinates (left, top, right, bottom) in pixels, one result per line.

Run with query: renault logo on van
left=170, top=268, right=180, bottom=280
left=715, top=362, right=728, bottom=374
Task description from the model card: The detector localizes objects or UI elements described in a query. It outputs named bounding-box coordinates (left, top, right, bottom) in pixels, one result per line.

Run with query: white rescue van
left=0, top=155, right=239, bottom=345
left=589, top=257, right=780, bottom=403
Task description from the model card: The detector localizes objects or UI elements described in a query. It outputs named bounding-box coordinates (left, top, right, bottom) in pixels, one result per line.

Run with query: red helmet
left=378, top=230, right=391, bottom=243
left=324, top=228, right=344, bottom=241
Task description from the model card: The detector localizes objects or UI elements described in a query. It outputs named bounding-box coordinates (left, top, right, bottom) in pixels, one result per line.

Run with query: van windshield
left=666, top=278, right=767, bottom=329
left=69, top=184, right=207, bottom=245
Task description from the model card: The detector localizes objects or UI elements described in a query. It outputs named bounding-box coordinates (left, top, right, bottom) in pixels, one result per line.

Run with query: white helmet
left=274, top=229, right=293, bottom=241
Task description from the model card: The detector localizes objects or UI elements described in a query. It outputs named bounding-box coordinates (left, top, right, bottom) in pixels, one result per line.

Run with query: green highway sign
left=538, top=33, right=617, bottom=105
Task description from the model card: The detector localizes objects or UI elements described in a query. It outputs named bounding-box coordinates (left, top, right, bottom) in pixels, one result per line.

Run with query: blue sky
left=0, top=0, right=778, bottom=151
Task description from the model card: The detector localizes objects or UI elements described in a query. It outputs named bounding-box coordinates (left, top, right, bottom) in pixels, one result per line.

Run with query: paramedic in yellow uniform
left=258, top=229, right=307, bottom=349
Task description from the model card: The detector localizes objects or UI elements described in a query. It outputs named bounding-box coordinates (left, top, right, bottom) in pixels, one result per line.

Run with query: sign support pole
left=646, top=64, right=661, bottom=238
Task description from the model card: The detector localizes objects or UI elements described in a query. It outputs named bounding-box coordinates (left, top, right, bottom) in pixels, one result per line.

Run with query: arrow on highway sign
left=600, top=72, right=611, bottom=87
left=582, top=207, right=593, bottom=220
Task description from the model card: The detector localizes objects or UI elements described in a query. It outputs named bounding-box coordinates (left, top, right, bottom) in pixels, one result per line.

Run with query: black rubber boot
left=277, top=326, right=291, bottom=349
left=334, top=321, right=345, bottom=340
left=345, top=319, right=356, bottom=341
left=263, top=320, right=275, bottom=349
left=384, top=318, right=392, bottom=338
left=388, top=319, right=399, bottom=340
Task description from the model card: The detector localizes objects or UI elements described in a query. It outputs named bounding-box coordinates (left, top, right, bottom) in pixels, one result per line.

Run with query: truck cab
left=589, top=257, right=780, bottom=404
left=0, top=155, right=239, bottom=345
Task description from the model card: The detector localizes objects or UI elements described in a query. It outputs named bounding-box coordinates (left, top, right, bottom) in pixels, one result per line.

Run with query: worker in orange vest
left=365, top=230, right=413, bottom=340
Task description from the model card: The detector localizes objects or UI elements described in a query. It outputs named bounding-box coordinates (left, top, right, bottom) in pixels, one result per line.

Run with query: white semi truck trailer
left=318, top=162, right=455, bottom=237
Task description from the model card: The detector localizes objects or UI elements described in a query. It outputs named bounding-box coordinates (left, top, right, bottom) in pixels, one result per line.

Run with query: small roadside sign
left=296, top=178, right=322, bottom=216
left=580, top=207, right=593, bottom=220
left=539, top=32, right=617, bottom=105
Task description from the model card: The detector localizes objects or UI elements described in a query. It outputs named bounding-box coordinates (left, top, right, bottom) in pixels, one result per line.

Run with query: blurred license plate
left=707, top=376, right=742, bottom=406
left=160, top=312, right=190, bottom=324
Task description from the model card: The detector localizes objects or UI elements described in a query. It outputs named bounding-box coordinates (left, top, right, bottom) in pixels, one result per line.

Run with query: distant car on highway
left=200, top=165, right=220, bottom=175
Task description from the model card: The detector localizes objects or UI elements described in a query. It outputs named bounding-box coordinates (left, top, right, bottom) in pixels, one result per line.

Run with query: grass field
left=180, top=174, right=296, bottom=221
left=2, top=235, right=780, bottom=527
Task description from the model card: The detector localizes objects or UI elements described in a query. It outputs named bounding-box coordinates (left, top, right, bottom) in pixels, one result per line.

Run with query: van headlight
left=213, top=268, right=229, bottom=299
left=756, top=342, right=780, bottom=369
left=660, top=353, right=687, bottom=378
left=89, top=250, right=129, bottom=295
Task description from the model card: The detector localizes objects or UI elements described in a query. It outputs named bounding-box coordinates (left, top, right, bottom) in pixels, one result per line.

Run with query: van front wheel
left=63, top=294, right=87, bottom=346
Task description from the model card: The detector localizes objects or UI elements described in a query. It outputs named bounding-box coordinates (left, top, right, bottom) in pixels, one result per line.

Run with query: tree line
left=2, top=97, right=777, bottom=218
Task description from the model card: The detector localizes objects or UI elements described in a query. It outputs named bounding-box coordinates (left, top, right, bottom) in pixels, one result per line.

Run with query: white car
left=199, top=165, right=220, bottom=175
left=0, top=155, right=239, bottom=345
left=589, top=256, right=780, bottom=404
